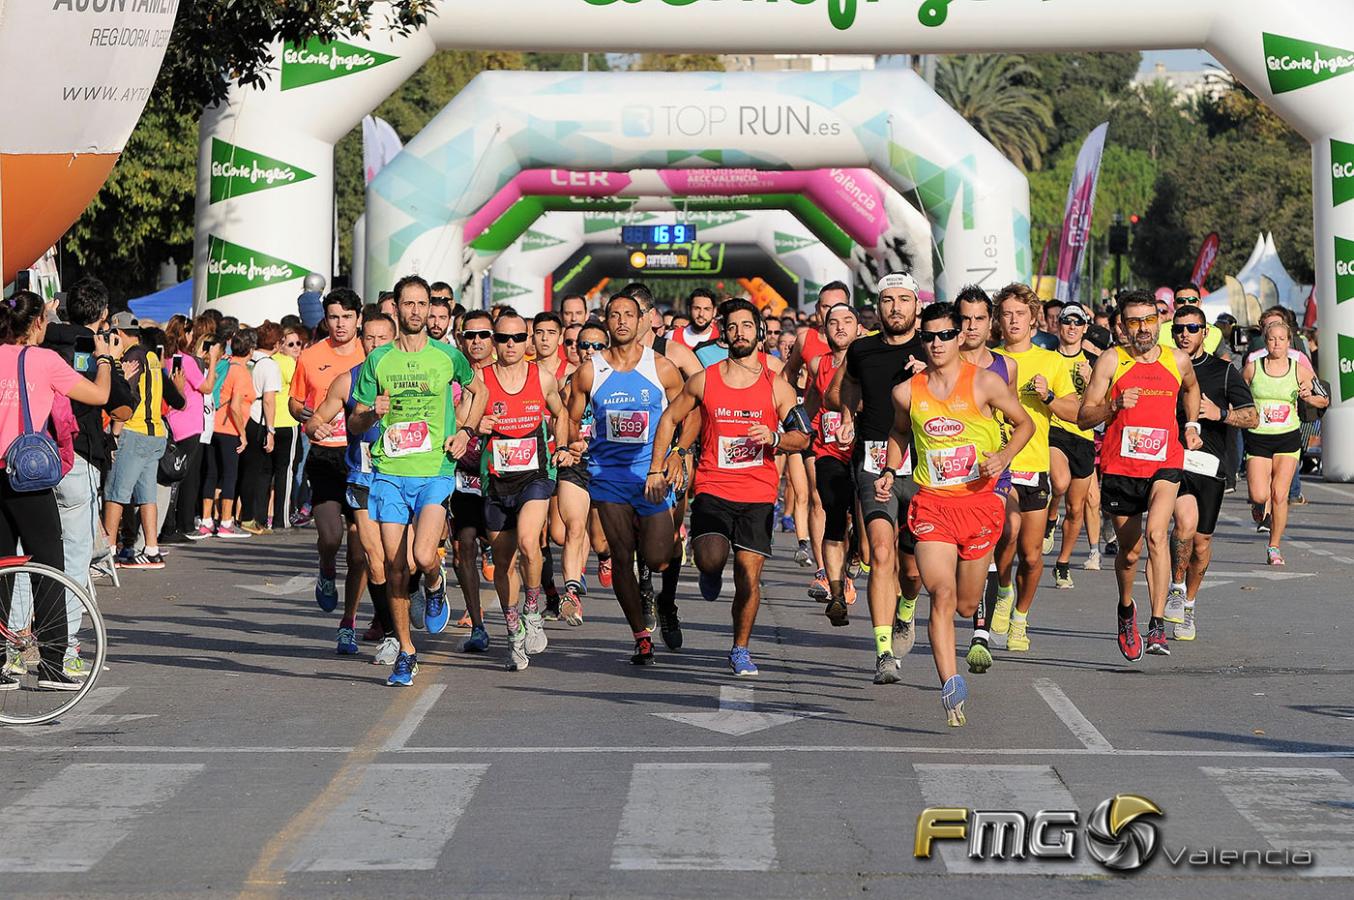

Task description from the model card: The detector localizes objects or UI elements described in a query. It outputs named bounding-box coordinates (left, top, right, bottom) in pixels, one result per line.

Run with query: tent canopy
left=128, top=279, right=193, bottom=324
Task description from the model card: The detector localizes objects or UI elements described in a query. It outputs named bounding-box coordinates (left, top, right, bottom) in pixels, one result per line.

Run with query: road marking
left=1032, top=679, right=1113, bottom=752
left=1201, top=766, right=1354, bottom=876
left=10, top=686, right=157, bottom=736
left=1335, top=556, right=1354, bottom=566
left=284, top=763, right=487, bottom=872
left=652, top=686, right=822, bottom=736
left=1299, top=481, right=1354, bottom=500
left=382, top=684, right=446, bottom=751
left=612, top=762, right=775, bottom=870
left=1310, top=547, right=1333, bottom=556
left=914, top=764, right=1098, bottom=875
left=233, top=574, right=314, bottom=597
left=0, top=763, right=202, bottom=872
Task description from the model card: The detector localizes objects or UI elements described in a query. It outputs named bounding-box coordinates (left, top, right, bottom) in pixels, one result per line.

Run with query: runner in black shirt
left=1166, top=304, right=1257, bottom=641
left=826, top=272, right=927, bottom=684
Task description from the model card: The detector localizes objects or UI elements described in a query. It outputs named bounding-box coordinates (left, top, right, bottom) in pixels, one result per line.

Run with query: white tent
left=1204, top=233, right=1311, bottom=318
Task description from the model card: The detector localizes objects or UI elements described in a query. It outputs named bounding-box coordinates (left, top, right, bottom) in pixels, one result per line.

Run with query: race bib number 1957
left=926, top=444, right=980, bottom=487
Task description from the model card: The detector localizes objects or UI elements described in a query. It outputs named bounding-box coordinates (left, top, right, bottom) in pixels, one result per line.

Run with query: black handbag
left=157, top=436, right=193, bottom=484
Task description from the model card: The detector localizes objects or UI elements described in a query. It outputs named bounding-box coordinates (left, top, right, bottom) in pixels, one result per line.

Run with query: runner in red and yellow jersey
left=802, top=302, right=860, bottom=624
left=875, top=302, right=1033, bottom=727
left=1078, top=290, right=1202, bottom=661
left=648, top=299, right=811, bottom=677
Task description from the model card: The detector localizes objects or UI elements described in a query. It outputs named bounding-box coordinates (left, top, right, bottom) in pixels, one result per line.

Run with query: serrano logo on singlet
left=923, top=416, right=964, bottom=438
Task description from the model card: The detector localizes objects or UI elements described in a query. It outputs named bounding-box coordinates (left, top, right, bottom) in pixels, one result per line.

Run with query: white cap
left=877, top=272, right=918, bottom=294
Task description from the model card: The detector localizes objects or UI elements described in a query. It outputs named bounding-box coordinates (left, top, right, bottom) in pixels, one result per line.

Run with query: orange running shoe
left=480, top=545, right=495, bottom=581
left=598, top=557, right=613, bottom=589
left=844, top=578, right=858, bottom=606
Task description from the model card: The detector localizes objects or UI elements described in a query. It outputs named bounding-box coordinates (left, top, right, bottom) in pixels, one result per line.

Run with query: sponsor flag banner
left=1339, top=333, right=1354, bottom=402
left=1332, top=139, right=1354, bottom=207
left=1189, top=232, right=1221, bottom=288
left=206, top=236, right=307, bottom=301
left=281, top=38, right=397, bottom=91
left=1337, top=235, right=1354, bottom=304
left=1055, top=123, right=1109, bottom=302
left=362, top=115, right=403, bottom=184
left=1263, top=33, right=1354, bottom=95
left=210, top=139, right=315, bottom=204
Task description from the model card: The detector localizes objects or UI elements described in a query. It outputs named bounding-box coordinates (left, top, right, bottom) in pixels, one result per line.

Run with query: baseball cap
left=1058, top=302, right=1090, bottom=322
left=877, top=272, right=919, bottom=294
left=109, top=311, right=140, bottom=331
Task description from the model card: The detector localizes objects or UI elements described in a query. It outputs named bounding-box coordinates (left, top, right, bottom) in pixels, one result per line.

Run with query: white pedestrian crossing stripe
left=285, top=763, right=489, bottom=872
left=0, top=763, right=203, bottom=873
left=1202, top=766, right=1354, bottom=876
left=612, top=762, right=776, bottom=871
left=914, top=763, right=1099, bottom=875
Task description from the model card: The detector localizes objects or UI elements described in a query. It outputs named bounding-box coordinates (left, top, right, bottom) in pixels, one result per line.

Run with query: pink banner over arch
left=464, top=167, right=891, bottom=249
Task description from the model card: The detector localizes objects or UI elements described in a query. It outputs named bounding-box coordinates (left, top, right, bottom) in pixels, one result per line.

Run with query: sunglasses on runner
left=577, top=340, right=606, bottom=351
left=563, top=338, right=576, bottom=347
left=1058, top=315, right=1087, bottom=326
left=1171, top=322, right=1205, bottom=334
left=1123, top=314, right=1159, bottom=329
left=461, top=329, right=492, bottom=341
left=283, top=339, right=302, bottom=347
left=494, top=332, right=529, bottom=344
left=920, top=328, right=961, bottom=343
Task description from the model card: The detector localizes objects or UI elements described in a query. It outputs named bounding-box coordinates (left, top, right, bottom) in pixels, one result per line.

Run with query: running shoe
left=1266, top=546, right=1285, bottom=566
left=480, top=545, right=495, bottom=581
left=1174, top=606, right=1196, bottom=642
left=966, top=637, right=993, bottom=675
left=1105, top=539, right=1118, bottom=558
left=455, top=611, right=472, bottom=628
left=291, top=505, right=313, bottom=527
left=386, top=651, right=418, bottom=686
left=0, top=673, right=17, bottom=692
left=1292, top=494, right=1308, bottom=506
left=461, top=625, right=490, bottom=653
left=1117, top=602, right=1143, bottom=662
left=825, top=594, right=849, bottom=627
left=240, top=520, right=271, bottom=535
left=728, top=646, right=758, bottom=677
left=315, top=575, right=338, bottom=613
left=577, top=575, right=589, bottom=596
left=990, top=587, right=1014, bottom=636
left=373, top=637, right=400, bottom=666
left=642, top=595, right=657, bottom=634
left=1083, top=548, right=1102, bottom=571
left=1164, top=586, right=1187, bottom=624
left=158, top=530, right=190, bottom=546
left=639, top=564, right=655, bottom=606
left=424, top=579, right=450, bottom=634
left=1146, top=621, right=1170, bottom=656
left=63, top=652, right=89, bottom=680
left=215, top=522, right=251, bottom=539
left=1042, top=515, right=1060, bottom=555
left=631, top=634, right=655, bottom=666
left=362, top=619, right=385, bottom=642
left=873, top=652, right=902, bottom=685
left=543, top=588, right=562, bottom=621
left=847, top=554, right=863, bottom=580
left=658, top=609, right=683, bottom=651
left=336, top=626, right=359, bottom=655
left=112, top=547, right=137, bottom=568
left=781, top=515, right=796, bottom=534
left=808, top=570, right=830, bottom=602
left=118, top=550, right=166, bottom=570
left=699, top=570, right=722, bottom=602
left=409, top=586, right=426, bottom=631
left=522, top=610, right=548, bottom=655
left=506, top=625, right=529, bottom=671
left=941, top=674, right=968, bottom=727
left=1053, top=562, right=1073, bottom=590
left=187, top=522, right=214, bottom=540
left=1007, top=616, right=1030, bottom=653
left=3, top=648, right=27, bottom=677
left=561, top=585, right=584, bottom=627
left=794, top=539, right=812, bottom=567
left=598, top=557, right=613, bottom=589
left=844, top=578, right=857, bottom=606
left=37, top=671, right=82, bottom=692
left=1257, top=514, right=1272, bottom=534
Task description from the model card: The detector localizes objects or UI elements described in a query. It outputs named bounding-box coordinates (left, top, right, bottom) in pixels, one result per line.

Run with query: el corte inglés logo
left=206, top=236, right=307, bottom=300
left=1338, top=333, right=1354, bottom=403
left=1264, top=33, right=1354, bottom=95
left=1336, top=235, right=1354, bottom=304
left=281, top=38, right=397, bottom=90
left=1331, top=139, right=1354, bottom=207
left=209, top=139, right=315, bottom=204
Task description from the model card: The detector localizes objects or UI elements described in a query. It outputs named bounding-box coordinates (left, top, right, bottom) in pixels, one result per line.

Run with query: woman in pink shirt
left=0, top=291, right=113, bottom=691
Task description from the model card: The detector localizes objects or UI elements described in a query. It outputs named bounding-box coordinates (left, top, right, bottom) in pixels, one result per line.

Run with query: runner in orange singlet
left=1078, top=290, right=1202, bottom=661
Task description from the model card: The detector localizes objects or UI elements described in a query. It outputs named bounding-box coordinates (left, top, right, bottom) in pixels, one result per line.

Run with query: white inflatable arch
left=194, top=0, right=1354, bottom=479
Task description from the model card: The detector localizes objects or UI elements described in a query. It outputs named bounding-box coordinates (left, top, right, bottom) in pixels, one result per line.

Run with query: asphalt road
left=4, top=480, right=1354, bottom=898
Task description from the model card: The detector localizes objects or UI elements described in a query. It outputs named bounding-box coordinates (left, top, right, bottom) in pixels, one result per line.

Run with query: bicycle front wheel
left=0, top=562, right=108, bottom=726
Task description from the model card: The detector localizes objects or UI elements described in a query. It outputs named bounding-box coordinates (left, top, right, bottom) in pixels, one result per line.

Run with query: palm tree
left=934, top=55, right=1055, bottom=172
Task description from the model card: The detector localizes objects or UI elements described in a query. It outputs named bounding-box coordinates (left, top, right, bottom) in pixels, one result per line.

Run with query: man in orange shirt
left=289, top=289, right=366, bottom=613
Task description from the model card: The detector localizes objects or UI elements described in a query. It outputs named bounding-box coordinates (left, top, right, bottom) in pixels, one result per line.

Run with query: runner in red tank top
left=669, top=288, right=717, bottom=349
left=1079, top=290, right=1201, bottom=662
left=647, top=299, right=811, bottom=676
left=803, top=303, right=860, bottom=621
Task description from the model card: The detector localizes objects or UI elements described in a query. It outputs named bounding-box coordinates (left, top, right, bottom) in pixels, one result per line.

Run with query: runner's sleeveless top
left=671, top=325, right=713, bottom=349
left=910, top=364, right=1002, bottom=495
left=344, top=362, right=380, bottom=488
left=811, top=352, right=852, bottom=463
left=694, top=362, right=780, bottom=504
left=1249, top=357, right=1300, bottom=436
left=802, top=328, right=829, bottom=366
left=1102, top=346, right=1184, bottom=477
left=587, top=347, right=666, bottom=483
left=481, top=362, right=552, bottom=490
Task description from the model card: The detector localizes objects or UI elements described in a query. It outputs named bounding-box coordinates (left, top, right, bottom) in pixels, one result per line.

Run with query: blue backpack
left=4, top=347, right=63, bottom=492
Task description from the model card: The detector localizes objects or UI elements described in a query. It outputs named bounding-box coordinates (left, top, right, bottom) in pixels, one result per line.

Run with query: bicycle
left=0, top=555, right=107, bottom=725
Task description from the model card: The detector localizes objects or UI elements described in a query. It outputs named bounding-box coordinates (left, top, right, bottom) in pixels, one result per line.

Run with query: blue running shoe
left=424, top=579, right=450, bottom=634
left=578, top=574, right=588, bottom=596
left=699, top=570, right=722, bottom=602
left=336, top=626, right=359, bottom=655
left=461, top=624, right=490, bottom=653
left=386, top=651, right=419, bottom=687
left=729, top=646, right=758, bottom=677
left=315, top=575, right=338, bottom=613
left=941, top=674, right=968, bottom=727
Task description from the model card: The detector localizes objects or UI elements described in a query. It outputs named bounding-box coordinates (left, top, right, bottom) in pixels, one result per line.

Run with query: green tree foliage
left=1029, top=145, right=1159, bottom=257
left=1021, top=52, right=1139, bottom=159
left=636, top=53, right=727, bottom=72
left=934, top=54, right=1055, bottom=172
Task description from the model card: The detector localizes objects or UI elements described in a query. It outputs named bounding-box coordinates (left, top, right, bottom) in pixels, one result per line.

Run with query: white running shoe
left=1174, top=607, right=1196, bottom=641
left=506, top=625, right=530, bottom=671
left=1164, top=586, right=1187, bottom=625
left=1082, top=549, right=1102, bottom=571
left=372, top=637, right=400, bottom=666
left=522, top=611, right=548, bottom=655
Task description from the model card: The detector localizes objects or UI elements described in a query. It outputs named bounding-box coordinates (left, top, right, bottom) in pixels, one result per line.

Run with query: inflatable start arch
left=193, top=0, right=1354, bottom=480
